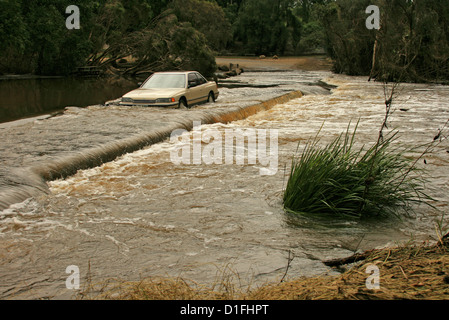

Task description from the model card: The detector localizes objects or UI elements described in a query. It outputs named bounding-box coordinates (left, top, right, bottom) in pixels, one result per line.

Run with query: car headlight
left=156, top=98, right=176, bottom=103
left=122, top=97, right=133, bottom=103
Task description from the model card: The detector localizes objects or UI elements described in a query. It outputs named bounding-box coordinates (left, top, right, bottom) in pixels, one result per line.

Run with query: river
left=0, top=64, right=448, bottom=299
left=0, top=76, right=137, bottom=124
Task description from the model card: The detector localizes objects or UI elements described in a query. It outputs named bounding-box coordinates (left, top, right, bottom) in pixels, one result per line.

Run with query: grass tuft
left=283, top=122, right=431, bottom=218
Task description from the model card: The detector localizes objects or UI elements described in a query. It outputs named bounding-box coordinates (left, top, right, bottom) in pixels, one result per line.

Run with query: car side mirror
left=188, top=80, right=197, bottom=88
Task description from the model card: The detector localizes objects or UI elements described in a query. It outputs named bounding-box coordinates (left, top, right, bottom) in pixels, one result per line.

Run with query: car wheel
left=178, top=98, right=188, bottom=109
left=207, top=92, right=215, bottom=103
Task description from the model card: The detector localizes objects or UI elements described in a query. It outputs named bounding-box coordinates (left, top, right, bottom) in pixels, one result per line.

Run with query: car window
left=195, top=73, right=207, bottom=85
left=142, top=74, right=186, bottom=89
left=188, top=73, right=199, bottom=87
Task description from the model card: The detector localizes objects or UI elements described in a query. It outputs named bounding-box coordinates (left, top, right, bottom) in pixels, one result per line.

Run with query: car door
left=186, top=73, right=203, bottom=105
left=194, top=72, right=211, bottom=102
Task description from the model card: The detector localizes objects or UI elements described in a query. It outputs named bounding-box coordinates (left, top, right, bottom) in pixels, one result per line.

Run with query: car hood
left=123, top=88, right=185, bottom=99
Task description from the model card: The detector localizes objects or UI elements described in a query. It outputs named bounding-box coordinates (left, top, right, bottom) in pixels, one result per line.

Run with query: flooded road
left=0, top=67, right=448, bottom=299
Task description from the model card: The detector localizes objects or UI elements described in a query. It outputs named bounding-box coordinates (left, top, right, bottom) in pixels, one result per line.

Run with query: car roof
left=153, top=71, right=198, bottom=75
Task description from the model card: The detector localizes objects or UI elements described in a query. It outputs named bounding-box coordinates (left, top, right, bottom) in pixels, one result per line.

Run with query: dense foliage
left=320, top=0, right=449, bottom=83
left=0, top=0, right=220, bottom=76
left=0, top=0, right=329, bottom=77
left=1, top=0, right=448, bottom=82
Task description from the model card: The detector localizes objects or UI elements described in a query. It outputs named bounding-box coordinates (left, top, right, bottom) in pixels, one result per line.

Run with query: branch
left=280, top=250, right=294, bottom=283
left=392, top=118, right=449, bottom=193
left=323, top=250, right=374, bottom=267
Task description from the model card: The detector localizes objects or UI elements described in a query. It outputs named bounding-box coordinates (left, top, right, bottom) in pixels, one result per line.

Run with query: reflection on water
left=0, top=76, right=137, bottom=123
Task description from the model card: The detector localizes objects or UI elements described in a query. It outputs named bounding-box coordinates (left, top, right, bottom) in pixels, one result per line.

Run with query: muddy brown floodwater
left=0, top=58, right=448, bottom=299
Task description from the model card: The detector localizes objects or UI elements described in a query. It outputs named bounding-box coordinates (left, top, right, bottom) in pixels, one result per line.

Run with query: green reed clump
left=283, top=124, right=430, bottom=218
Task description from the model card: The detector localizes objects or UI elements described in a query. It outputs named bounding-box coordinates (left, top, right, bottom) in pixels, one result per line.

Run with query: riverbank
left=250, top=234, right=449, bottom=300
left=80, top=233, right=449, bottom=300
left=216, top=55, right=333, bottom=72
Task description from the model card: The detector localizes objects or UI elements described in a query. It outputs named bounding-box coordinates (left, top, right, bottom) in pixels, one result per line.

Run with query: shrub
left=283, top=123, right=430, bottom=219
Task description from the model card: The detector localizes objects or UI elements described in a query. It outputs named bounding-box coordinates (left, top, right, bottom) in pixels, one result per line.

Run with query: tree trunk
left=369, top=35, right=379, bottom=81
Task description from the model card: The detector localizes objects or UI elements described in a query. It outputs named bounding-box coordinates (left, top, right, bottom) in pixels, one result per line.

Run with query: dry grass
left=78, top=234, right=449, bottom=300
left=249, top=237, right=449, bottom=300
left=79, top=277, right=229, bottom=300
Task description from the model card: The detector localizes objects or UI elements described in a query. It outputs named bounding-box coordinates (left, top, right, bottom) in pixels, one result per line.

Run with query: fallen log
left=323, top=251, right=374, bottom=267
left=324, top=232, right=449, bottom=268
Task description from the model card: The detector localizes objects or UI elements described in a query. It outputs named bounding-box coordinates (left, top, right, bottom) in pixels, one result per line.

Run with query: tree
left=318, top=0, right=375, bottom=75
left=374, top=0, right=449, bottom=82
left=292, top=0, right=333, bottom=54
left=91, top=11, right=217, bottom=78
left=171, top=0, right=232, bottom=52
left=320, top=0, right=449, bottom=83
left=0, top=0, right=220, bottom=77
left=0, top=0, right=96, bottom=75
left=0, top=0, right=30, bottom=73
left=234, top=0, right=301, bottom=55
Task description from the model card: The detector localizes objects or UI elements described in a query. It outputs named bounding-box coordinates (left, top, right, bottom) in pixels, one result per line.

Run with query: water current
left=0, top=68, right=448, bottom=299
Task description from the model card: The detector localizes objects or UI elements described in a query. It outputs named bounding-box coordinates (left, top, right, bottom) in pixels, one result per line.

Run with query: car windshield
left=142, top=74, right=186, bottom=89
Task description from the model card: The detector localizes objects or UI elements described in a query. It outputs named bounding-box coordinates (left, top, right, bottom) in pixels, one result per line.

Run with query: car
left=120, top=71, right=219, bottom=108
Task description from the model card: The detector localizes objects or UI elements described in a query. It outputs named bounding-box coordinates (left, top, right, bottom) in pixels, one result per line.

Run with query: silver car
left=120, top=71, right=219, bottom=108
